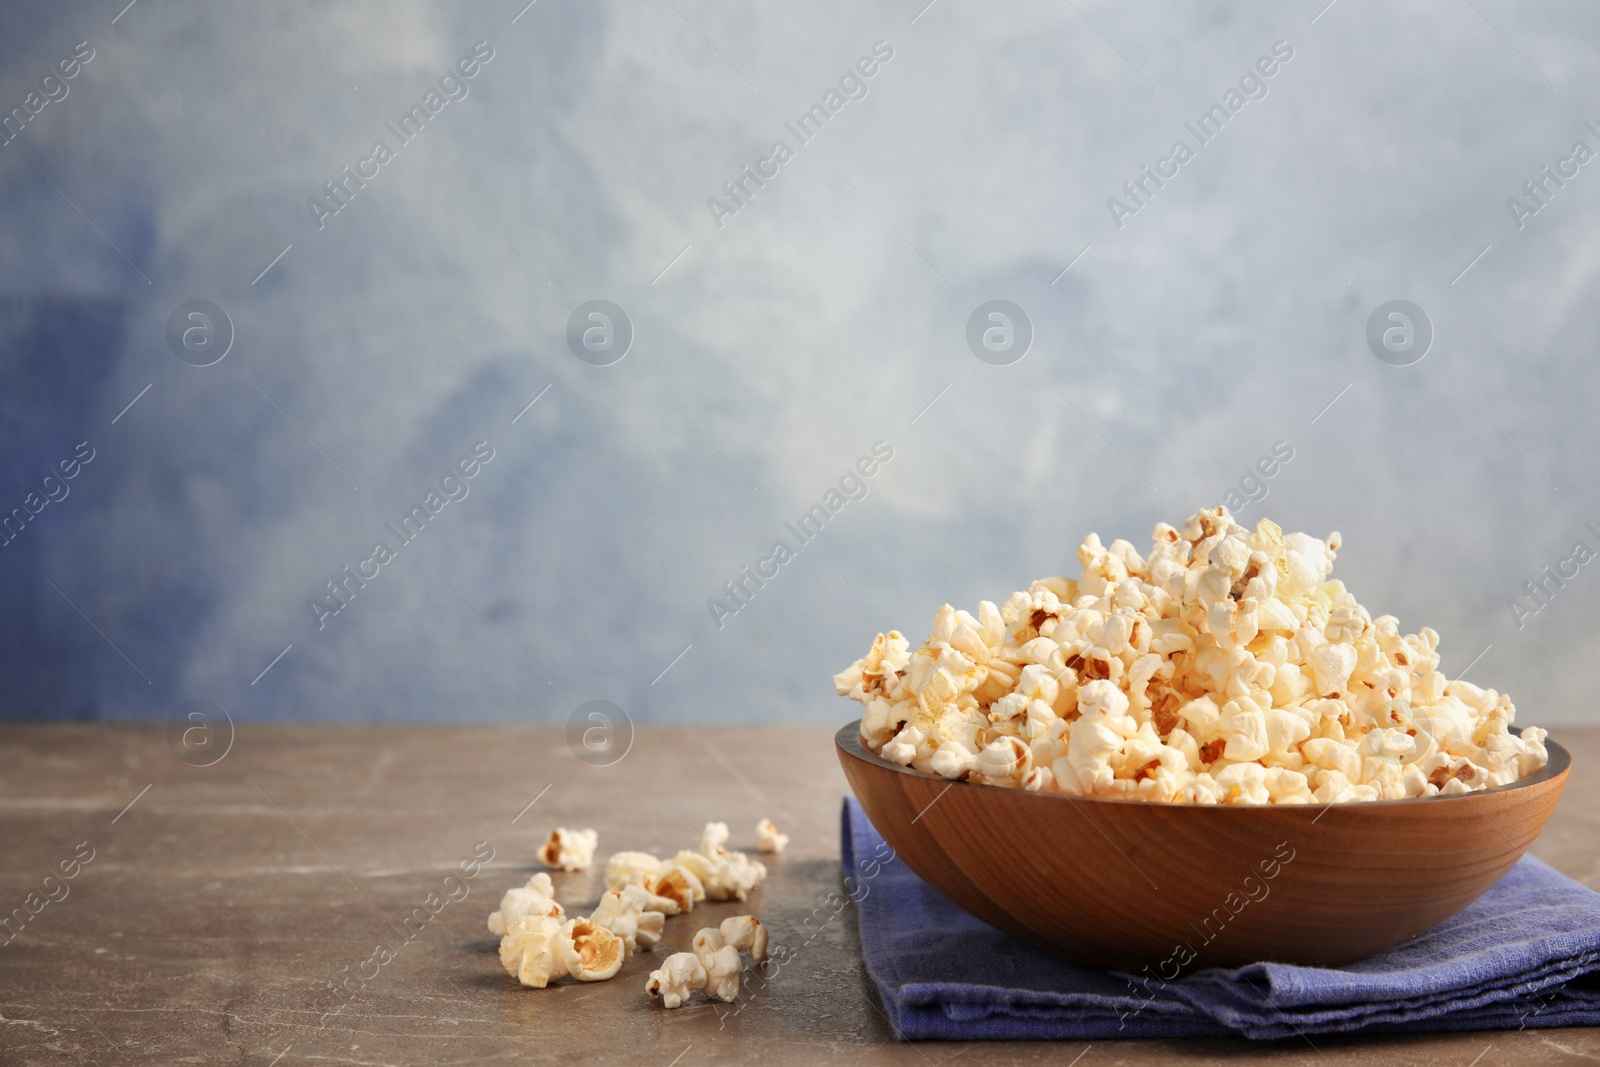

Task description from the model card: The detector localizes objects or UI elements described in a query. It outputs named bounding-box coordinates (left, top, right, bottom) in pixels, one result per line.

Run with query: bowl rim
left=836, top=719, right=1570, bottom=810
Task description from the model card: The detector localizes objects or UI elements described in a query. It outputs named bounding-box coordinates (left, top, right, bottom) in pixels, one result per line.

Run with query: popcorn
left=705, top=851, right=768, bottom=902
left=498, top=915, right=567, bottom=988
left=836, top=507, right=1547, bottom=805
left=495, top=888, right=640, bottom=987
left=646, top=915, right=768, bottom=1009
left=603, top=850, right=705, bottom=912
left=590, top=884, right=672, bottom=954
left=646, top=952, right=707, bottom=1008
left=718, top=915, right=769, bottom=963
left=604, top=851, right=663, bottom=890
left=558, top=917, right=625, bottom=981
left=1215, top=762, right=1271, bottom=804
left=668, top=848, right=719, bottom=887
left=833, top=631, right=912, bottom=703
left=972, top=736, right=1032, bottom=787
left=755, top=818, right=789, bottom=855
left=487, top=872, right=564, bottom=936
left=538, top=827, right=598, bottom=872
left=502, top=832, right=768, bottom=1001
left=668, top=823, right=769, bottom=901
left=691, top=928, right=743, bottom=1003
left=1221, top=704, right=1270, bottom=762
left=701, top=821, right=730, bottom=853
left=648, top=864, right=705, bottom=912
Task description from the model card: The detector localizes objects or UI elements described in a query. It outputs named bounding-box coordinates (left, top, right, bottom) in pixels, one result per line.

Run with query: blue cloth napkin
left=841, top=796, right=1600, bottom=1040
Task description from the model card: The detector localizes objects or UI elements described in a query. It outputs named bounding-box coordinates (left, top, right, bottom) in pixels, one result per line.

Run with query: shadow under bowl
left=837, top=720, right=1570, bottom=972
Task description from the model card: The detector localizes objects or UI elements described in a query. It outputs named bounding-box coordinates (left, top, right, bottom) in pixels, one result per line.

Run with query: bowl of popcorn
left=834, top=507, right=1569, bottom=972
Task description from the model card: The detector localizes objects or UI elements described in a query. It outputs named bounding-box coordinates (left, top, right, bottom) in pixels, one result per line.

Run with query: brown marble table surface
left=1, top=723, right=1596, bottom=1066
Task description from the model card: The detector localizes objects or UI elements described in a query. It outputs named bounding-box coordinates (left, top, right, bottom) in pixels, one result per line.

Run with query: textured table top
left=1, top=723, right=1596, bottom=1066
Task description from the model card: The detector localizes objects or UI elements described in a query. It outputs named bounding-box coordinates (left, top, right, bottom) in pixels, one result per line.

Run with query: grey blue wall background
left=1, top=0, right=1596, bottom=727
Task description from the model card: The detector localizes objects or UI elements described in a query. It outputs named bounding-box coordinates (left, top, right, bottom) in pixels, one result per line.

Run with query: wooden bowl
left=837, top=721, right=1570, bottom=972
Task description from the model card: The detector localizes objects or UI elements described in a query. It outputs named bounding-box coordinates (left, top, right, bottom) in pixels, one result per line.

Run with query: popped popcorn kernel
left=558, top=917, right=625, bottom=981
left=835, top=507, right=1547, bottom=805
left=672, top=824, right=768, bottom=901
left=755, top=818, right=789, bottom=854
left=487, top=872, right=563, bottom=936
left=498, top=915, right=567, bottom=988
left=648, top=864, right=705, bottom=912
left=646, top=916, right=768, bottom=1008
left=719, top=915, right=769, bottom=963
left=538, top=827, right=598, bottom=871
left=646, top=952, right=706, bottom=1008
left=590, top=884, right=672, bottom=954
left=604, top=850, right=663, bottom=890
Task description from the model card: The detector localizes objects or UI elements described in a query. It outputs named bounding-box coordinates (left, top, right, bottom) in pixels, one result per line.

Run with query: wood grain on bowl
left=837, top=720, right=1570, bottom=973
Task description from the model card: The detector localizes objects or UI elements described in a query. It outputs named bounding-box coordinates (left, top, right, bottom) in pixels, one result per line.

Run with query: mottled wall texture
left=1, top=1, right=1595, bottom=726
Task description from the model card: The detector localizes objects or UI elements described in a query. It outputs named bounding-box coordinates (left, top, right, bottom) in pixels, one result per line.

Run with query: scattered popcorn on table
left=651, top=823, right=769, bottom=903
left=834, top=507, right=1550, bottom=805
left=755, top=818, right=789, bottom=855
left=668, top=822, right=769, bottom=901
left=498, top=828, right=770, bottom=996
left=486, top=872, right=563, bottom=936
left=645, top=914, right=770, bottom=1008
left=538, top=827, right=598, bottom=871
left=603, top=850, right=707, bottom=912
